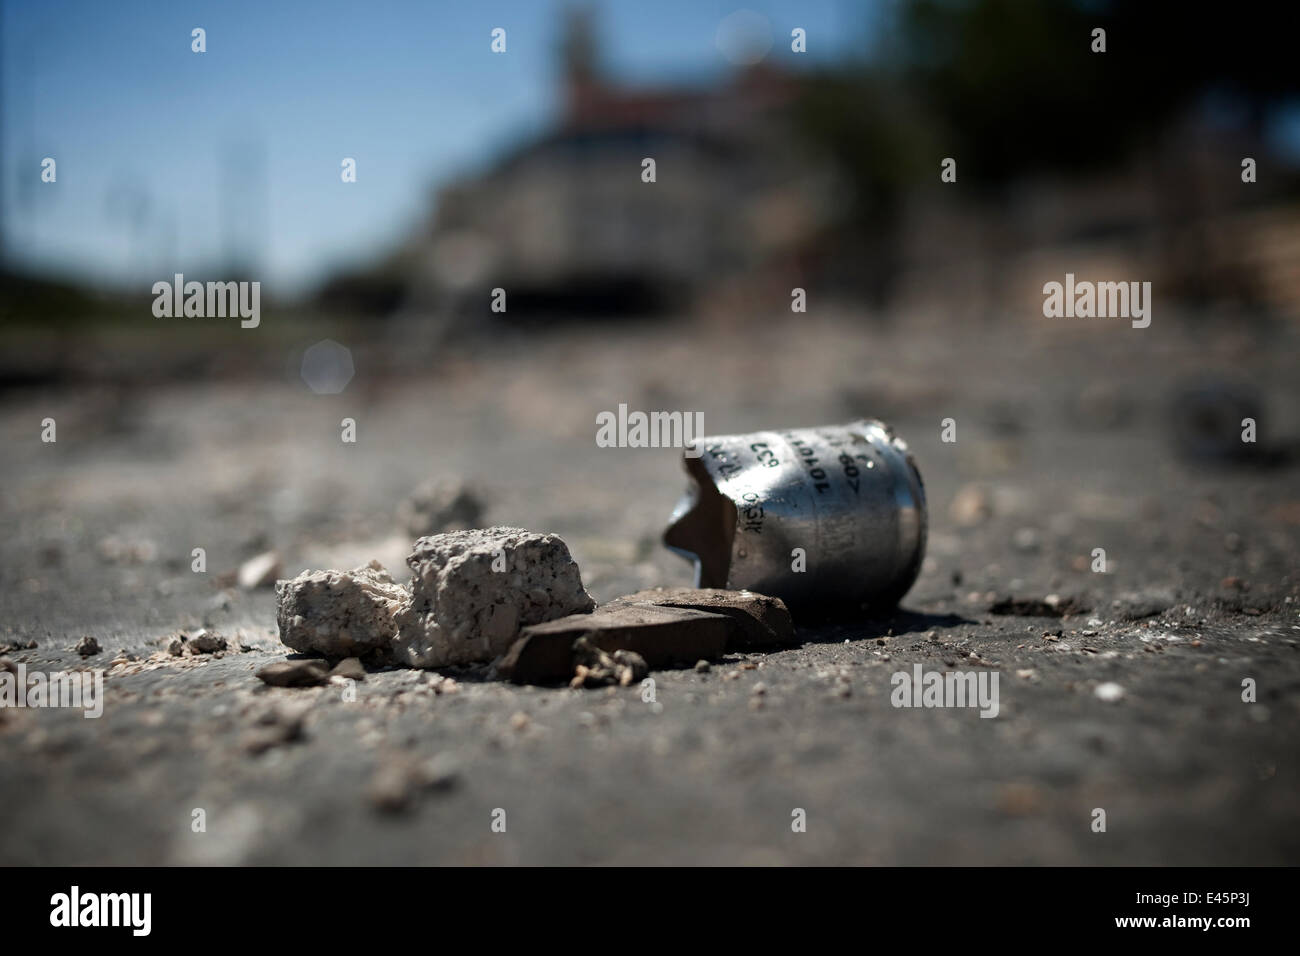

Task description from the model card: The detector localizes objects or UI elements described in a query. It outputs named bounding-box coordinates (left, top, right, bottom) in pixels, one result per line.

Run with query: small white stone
left=1094, top=681, right=1125, bottom=703
left=238, top=550, right=281, bottom=589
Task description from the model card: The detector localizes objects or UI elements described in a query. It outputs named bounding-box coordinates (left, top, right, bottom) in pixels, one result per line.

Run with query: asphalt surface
left=1, top=311, right=1297, bottom=864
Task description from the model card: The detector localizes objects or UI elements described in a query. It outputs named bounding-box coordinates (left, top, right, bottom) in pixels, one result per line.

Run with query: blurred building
left=416, top=8, right=835, bottom=313
left=339, top=5, right=1300, bottom=325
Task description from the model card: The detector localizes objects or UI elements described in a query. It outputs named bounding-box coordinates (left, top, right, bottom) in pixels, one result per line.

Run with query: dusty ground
left=1, top=309, right=1297, bottom=865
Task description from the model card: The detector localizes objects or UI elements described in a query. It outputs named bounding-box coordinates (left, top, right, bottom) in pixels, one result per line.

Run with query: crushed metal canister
left=663, top=419, right=926, bottom=612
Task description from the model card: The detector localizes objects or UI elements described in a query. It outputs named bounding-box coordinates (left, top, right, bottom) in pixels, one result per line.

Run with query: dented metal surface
left=663, top=418, right=926, bottom=611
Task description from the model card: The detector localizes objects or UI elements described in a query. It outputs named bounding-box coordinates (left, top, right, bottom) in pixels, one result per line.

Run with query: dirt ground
left=1, top=309, right=1297, bottom=865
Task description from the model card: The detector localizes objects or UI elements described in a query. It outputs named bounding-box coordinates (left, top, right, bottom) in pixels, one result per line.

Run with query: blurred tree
left=792, top=0, right=1300, bottom=301
left=898, top=0, right=1298, bottom=182
left=800, top=0, right=1300, bottom=189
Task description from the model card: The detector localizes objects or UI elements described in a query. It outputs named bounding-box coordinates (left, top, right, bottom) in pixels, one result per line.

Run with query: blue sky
left=1, top=0, right=871, bottom=296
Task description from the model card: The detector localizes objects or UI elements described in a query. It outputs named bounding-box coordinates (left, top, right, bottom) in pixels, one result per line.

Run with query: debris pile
left=498, top=586, right=793, bottom=684
left=263, top=528, right=794, bottom=689
left=167, top=628, right=228, bottom=656
left=499, top=602, right=730, bottom=684
left=569, top=638, right=648, bottom=688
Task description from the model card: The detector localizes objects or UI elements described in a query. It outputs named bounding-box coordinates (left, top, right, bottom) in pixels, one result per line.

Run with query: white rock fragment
left=238, top=550, right=282, bottom=590
left=394, top=527, right=595, bottom=668
left=1094, top=681, right=1126, bottom=703
left=275, top=560, right=408, bottom=659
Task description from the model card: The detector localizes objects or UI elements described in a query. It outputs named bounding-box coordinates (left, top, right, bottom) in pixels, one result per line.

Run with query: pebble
left=241, top=706, right=306, bottom=753
left=1012, top=527, right=1041, bottom=553
left=367, top=762, right=415, bottom=813
left=186, top=629, right=228, bottom=654
left=396, top=478, right=484, bottom=538
left=1094, top=682, right=1126, bottom=703
left=255, top=659, right=331, bottom=688
left=237, top=550, right=282, bottom=590
left=949, top=485, right=992, bottom=527
left=330, top=657, right=367, bottom=681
